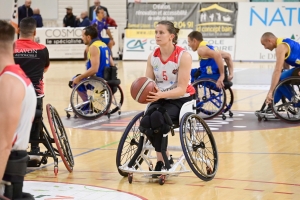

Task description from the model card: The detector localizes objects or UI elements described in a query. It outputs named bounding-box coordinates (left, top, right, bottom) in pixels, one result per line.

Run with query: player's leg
left=274, top=68, right=295, bottom=104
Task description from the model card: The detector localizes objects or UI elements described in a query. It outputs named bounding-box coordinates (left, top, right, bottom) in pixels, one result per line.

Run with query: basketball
left=130, top=77, right=157, bottom=104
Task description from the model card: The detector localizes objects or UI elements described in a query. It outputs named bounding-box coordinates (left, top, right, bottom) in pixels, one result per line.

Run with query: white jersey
left=0, top=65, right=36, bottom=150
left=150, top=46, right=195, bottom=98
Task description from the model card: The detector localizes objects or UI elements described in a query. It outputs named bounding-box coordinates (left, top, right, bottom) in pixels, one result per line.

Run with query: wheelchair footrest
left=119, top=166, right=190, bottom=175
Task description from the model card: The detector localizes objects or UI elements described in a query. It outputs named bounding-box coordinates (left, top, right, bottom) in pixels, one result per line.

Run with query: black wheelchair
left=192, top=66, right=234, bottom=120
left=65, top=66, right=124, bottom=120
left=28, top=95, right=74, bottom=175
left=255, top=74, right=300, bottom=123
left=116, top=100, right=218, bottom=185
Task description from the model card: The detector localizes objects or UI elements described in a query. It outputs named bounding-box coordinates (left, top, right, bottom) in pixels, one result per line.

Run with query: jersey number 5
left=162, top=71, right=168, bottom=81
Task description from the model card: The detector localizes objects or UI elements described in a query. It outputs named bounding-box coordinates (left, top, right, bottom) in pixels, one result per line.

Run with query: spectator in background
left=18, top=0, right=33, bottom=26
left=32, top=8, right=43, bottom=27
left=104, top=11, right=117, bottom=27
left=63, top=6, right=79, bottom=27
left=77, top=11, right=90, bottom=27
left=89, top=0, right=109, bottom=21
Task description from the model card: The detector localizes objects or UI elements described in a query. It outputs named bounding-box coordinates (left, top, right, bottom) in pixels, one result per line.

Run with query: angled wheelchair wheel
left=46, top=104, right=74, bottom=172
left=223, top=87, right=234, bottom=114
left=109, top=85, right=124, bottom=115
left=70, top=76, right=112, bottom=120
left=192, top=78, right=226, bottom=119
left=116, top=111, right=149, bottom=177
left=179, top=112, right=218, bottom=181
left=272, top=77, right=300, bottom=123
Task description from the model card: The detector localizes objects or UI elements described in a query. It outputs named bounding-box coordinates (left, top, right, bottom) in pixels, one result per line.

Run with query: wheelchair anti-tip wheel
left=70, top=76, right=113, bottom=120
left=109, top=85, right=124, bottom=115
left=179, top=112, right=218, bottom=181
left=116, top=111, right=149, bottom=177
left=47, top=104, right=74, bottom=173
left=272, top=77, right=300, bottom=123
left=192, top=78, right=227, bottom=119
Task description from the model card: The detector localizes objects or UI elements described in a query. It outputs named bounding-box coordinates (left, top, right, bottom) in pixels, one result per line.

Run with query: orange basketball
left=130, top=77, right=157, bottom=104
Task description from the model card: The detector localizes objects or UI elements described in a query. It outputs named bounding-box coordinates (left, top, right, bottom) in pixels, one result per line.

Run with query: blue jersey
left=198, top=41, right=219, bottom=75
left=86, top=39, right=110, bottom=78
left=91, top=18, right=108, bottom=40
left=277, top=38, right=300, bottom=67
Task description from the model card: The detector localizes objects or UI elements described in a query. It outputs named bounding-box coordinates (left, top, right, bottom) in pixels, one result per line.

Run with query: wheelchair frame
left=255, top=76, right=300, bottom=123
left=65, top=76, right=124, bottom=120
left=28, top=103, right=74, bottom=175
left=192, top=78, right=234, bottom=120
left=116, top=100, right=218, bottom=185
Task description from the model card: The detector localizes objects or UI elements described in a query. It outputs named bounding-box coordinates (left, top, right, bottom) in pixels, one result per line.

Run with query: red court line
left=244, top=189, right=264, bottom=192
left=215, top=186, right=234, bottom=189
left=273, top=192, right=294, bottom=195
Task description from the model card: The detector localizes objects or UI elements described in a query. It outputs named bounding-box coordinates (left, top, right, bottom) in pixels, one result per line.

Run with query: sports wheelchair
left=192, top=66, right=234, bottom=120
left=116, top=100, right=218, bottom=185
left=28, top=95, right=74, bottom=175
left=65, top=66, right=124, bottom=120
left=255, top=75, right=300, bottom=123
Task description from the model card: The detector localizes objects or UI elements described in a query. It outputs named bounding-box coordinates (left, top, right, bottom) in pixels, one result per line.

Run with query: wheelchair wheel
left=223, top=87, right=234, bottom=114
left=46, top=104, right=74, bottom=172
left=109, top=85, right=124, bottom=115
left=272, top=77, right=300, bottom=123
left=116, top=112, right=149, bottom=177
left=70, top=76, right=113, bottom=120
left=192, top=78, right=227, bottom=119
left=179, top=112, right=218, bottom=181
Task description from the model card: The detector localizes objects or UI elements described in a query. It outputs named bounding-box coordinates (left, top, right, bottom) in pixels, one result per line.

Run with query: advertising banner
left=124, top=2, right=237, bottom=60
left=196, top=2, right=238, bottom=38
left=35, top=27, right=119, bottom=59
left=235, top=3, right=300, bottom=61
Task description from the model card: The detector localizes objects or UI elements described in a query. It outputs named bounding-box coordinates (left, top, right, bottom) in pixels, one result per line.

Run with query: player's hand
left=146, top=86, right=161, bottom=102
left=228, top=74, right=233, bottom=81
left=216, top=76, right=224, bottom=89
left=265, top=92, right=273, bottom=105
left=72, top=76, right=82, bottom=86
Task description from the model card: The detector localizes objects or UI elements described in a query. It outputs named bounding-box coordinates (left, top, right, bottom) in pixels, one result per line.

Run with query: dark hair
left=0, top=20, right=15, bottom=45
left=188, top=31, right=203, bottom=42
left=96, top=7, right=104, bottom=14
left=19, top=17, right=36, bottom=37
left=83, top=25, right=98, bottom=39
left=157, top=21, right=180, bottom=45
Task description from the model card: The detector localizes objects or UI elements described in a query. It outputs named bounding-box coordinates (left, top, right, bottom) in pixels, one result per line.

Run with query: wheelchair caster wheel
left=159, top=175, right=165, bottom=185
left=74, top=115, right=78, bottom=118
left=222, top=115, right=226, bottom=120
left=128, top=173, right=133, bottom=184
left=118, top=111, right=121, bottom=115
left=41, top=158, right=47, bottom=165
left=107, top=113, right=111, bottom=119
left=229, top=111, right=233, bottom=117
left=66, top=113, right=70, bottom=118
left=263, top=117, right=268, bottom=121
left=257, top=116, right=262, bottom=122
left=54, top=167, right=58, bottom=176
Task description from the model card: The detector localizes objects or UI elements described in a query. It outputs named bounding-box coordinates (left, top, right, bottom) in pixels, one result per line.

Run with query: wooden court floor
left=24, top=60, right=300, bottom=200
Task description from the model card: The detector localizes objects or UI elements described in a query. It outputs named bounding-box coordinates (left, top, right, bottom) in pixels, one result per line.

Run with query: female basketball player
left=139, top=21, right=195, bottom=177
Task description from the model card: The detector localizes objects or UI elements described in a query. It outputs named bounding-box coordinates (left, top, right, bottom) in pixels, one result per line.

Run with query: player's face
left=188, top=37, right=198, bottom=51
left=261, top=38, right=274, bottom=51
left=97, top=10, right=104, bottom=19
left=155, top=24, right=174, bottom=46
left=82, top=30, right=90, bottom=45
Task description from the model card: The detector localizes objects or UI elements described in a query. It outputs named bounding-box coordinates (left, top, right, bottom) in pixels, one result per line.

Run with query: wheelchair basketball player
left=138, top=21, right=195, bottom=177
left=0, top=20, right=36, bottom=200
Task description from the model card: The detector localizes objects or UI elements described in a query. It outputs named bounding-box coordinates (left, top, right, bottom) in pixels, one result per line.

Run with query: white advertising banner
left=235, top=3, right=300, bottom=61
left=123, top=37, right=235, bottom=61
left=35, top=27, right=119, bottom=59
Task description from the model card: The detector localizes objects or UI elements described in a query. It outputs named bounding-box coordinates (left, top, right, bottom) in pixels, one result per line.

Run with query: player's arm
left=44, top=47, right=50, bottom=73
left=145, top=53, right=155, bottom=80
left=105, top=29, right=113, bottom=40
left=0, top=74, right=25, bottom=181
left=219, top=50, right=234, bottom=80
left=77, top=45, right=100, bottom=80
left=268, top=44, right=289, bottom=95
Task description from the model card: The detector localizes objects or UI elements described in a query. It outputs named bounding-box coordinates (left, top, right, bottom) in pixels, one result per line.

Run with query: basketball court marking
left=23, top=181, right=146, bottom=200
